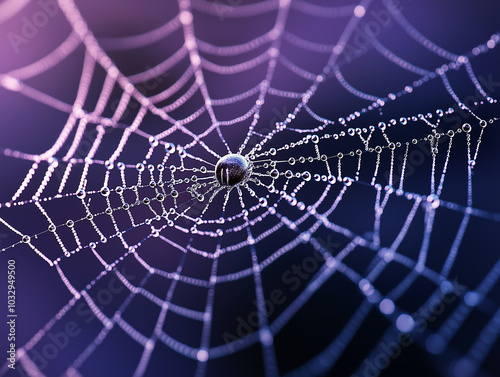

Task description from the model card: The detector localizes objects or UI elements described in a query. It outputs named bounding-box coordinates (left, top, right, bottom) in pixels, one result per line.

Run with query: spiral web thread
left=0, top=0, right=499, bottom=376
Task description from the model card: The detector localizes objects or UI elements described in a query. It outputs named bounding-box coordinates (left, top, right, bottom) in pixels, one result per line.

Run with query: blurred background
left=0, top=0, right=500, bottom=376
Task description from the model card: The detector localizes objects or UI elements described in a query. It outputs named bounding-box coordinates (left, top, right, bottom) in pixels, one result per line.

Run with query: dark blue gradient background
left=1, top=1, right=500, bottom=377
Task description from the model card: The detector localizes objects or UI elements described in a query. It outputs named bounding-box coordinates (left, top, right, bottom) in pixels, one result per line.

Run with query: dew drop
left=105, top=160, right=114, bottom=170
left=215, top=154, right=250, bottom=186
left=165, top=142, right=176, bottom=154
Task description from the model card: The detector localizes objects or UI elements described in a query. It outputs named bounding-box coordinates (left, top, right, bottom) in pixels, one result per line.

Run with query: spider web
left=0, top=0, right=500, bottom=376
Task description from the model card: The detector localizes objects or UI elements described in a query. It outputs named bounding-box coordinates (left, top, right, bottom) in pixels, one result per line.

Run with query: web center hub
left=215, top=154, right=251, bottom=186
